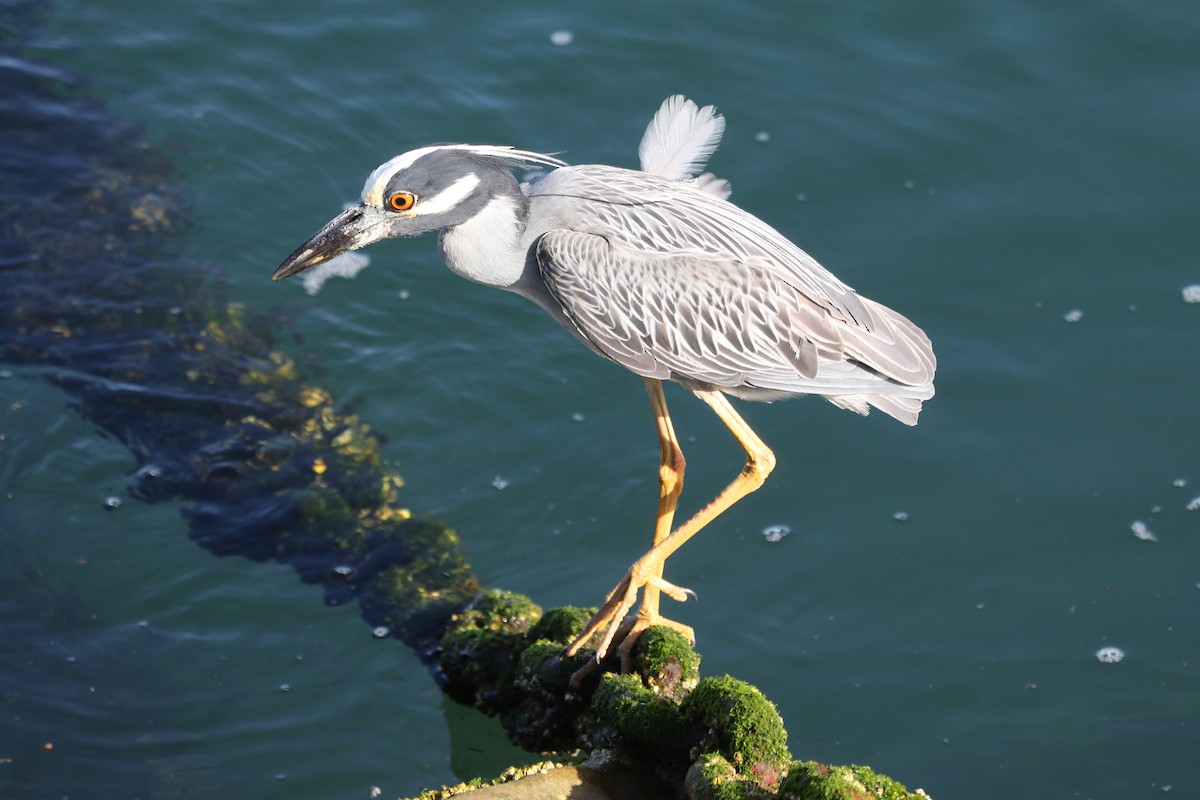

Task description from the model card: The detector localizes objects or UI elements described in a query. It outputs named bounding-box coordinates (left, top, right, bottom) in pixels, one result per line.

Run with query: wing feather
left=529, top=165, right=935, bottom=386
left=526, top=164, right=935, bottom=424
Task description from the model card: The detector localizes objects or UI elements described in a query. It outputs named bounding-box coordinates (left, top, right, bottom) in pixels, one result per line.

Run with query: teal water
left=4, top=1, right=1198, bottom=798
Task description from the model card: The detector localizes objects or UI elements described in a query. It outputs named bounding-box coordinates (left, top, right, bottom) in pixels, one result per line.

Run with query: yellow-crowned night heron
left=274, top=96, right=936, bottom=676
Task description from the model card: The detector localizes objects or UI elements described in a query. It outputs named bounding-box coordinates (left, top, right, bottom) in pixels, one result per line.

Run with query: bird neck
left=437, top=184, right=529, bottom=289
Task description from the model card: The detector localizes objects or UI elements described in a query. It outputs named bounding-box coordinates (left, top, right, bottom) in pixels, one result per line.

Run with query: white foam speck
left=1131, top=520, right=1157, bottom=542
left=754, top=131, right=771, bottom=143
left=301, top=252, right=371, bottom=296
left=1063, top=309, right=1083, bottom=322
left=1095, top=646, right=1125, bottom=664
left=1182, top=284, right=1200, bottom=303
left=550, top=30, right=574, bottom=46
left=762, top=524, right=790, bottom=543
left=1186, top=496, right=1200, bottom=511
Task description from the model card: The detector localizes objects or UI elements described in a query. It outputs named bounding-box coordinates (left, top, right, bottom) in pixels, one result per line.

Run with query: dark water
left=3, top=1, right=1198, bottom=798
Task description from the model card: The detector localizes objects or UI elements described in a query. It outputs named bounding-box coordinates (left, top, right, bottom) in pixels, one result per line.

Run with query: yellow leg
left=566, top=386, right=776, bottom=679
left=610, top=380, right=695, bottom=665
left=642, top=379, right=685, bottom=607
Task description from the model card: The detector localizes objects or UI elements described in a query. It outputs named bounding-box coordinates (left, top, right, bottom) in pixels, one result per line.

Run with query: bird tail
left=826, top=388, right=933, bottom=426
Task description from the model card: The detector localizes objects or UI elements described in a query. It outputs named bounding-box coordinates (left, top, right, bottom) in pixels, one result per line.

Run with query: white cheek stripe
left=410, top=173, right=482, bottom=217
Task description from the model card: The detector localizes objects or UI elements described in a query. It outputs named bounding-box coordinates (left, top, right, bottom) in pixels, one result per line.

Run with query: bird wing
left=529, top=165, right=935, bottom=390
left=536, top=229, right=846, bottom=389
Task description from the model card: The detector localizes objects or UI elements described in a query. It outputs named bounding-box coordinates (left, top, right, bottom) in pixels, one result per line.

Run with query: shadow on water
left=0, top=0, right=477, bottom=660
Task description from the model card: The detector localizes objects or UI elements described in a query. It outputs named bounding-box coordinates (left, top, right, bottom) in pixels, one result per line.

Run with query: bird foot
left=565, top=566, right=696, bottom=687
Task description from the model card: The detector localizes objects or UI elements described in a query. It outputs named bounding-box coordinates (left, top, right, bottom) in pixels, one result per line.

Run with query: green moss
left=631, top=626, right=701, bottom=699
left=515, top=639, right=565, bottom=677
left=454, top=590, right=542, bottom=634
left=592, top=672, right=687, bottom=756
left=527, top=605, right=595, bottom=645
left=435, top=592, right=542, bottom=711
left=685, top=753, right=775, bottom=800
left=356, top=518, right=478, bottom=645
left=681, top=676, right=790, bottom=789
left=779, top=761, right=930, bottom=800
left=293, top=482, right=352, bottom=520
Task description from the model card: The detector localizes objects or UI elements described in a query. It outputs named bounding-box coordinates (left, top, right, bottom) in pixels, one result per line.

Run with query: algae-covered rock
left=685, top=752, right=777, bottom=800
left=439, top=590, right=544, bottom=712
left=591, top=672, right=687, bottom=757
left=629, top=625, right=700, bottom=700
left=526, top=605, right=594, bottom=644
left=778, top=761, right=932, bottom=800
left=681, top=676, right=790, bottom=790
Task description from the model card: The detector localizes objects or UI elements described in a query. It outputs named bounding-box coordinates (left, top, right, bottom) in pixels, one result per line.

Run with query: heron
left=273, top=96, right=936, bottom=676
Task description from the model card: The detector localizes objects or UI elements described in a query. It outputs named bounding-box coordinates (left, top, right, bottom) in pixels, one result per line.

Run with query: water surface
left=4, top=1, right=1198, bottom=797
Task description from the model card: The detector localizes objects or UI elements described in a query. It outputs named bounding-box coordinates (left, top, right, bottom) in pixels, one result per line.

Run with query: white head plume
left=638, top=95, right=726, bottom=181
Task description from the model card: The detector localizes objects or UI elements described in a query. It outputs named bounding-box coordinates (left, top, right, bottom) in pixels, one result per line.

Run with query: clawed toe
left=564, top=570, right=698, bottom=687
left=647, top=575, right=697, bottom=603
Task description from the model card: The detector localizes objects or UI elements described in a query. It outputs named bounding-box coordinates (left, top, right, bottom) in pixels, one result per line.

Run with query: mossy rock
left=681, top=676, right=790, bottom=789
left=438, top=590, right=544, bottom=712
left=526, top=605, right=595, bottom=645
left=629, top=626, right=700, bottom=699
left=685, top=752, right=776, bottom=800
left=452, top=590, right=543, bottom=635
left=503, top=639, right=593, bottom=752
left=778, top=761, right=931, bottom=800
left=591, top=672, right=687, bottom=758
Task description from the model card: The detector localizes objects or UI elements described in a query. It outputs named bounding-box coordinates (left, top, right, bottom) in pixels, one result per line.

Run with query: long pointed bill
left=273, top=204, right=386, bottom=281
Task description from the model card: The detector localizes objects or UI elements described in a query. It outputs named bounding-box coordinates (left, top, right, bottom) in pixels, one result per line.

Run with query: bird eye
left=388, top=191, right=416, bottom=211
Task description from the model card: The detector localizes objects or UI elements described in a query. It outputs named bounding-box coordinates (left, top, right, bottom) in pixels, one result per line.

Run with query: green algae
left=778, top=761, right=931, bottom=800
left=685, top=753, right=777, bottom=800
left=591, top=672, right=687, bottom=758
left=682, top=676, right=790, bottom=789
left=526, top=605, right=595, bottom=644
left=439, top=591, right=544, bottom=712
left=629, top=626, right=700, bottom=699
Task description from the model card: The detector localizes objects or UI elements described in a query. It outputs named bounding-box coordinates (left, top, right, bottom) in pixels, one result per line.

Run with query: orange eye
left=388, top=191, right=416, bottom=211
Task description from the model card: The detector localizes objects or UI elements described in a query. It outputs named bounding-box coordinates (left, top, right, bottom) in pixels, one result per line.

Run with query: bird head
left=273, top=144, right=565, bottom=281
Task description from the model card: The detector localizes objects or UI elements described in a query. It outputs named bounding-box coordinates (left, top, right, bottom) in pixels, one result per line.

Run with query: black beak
left=272, top=205, right=371, bottom=281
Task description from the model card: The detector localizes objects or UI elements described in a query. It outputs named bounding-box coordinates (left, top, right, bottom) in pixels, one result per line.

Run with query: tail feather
left=841, top=297, right=937, bottom=388
left=827, top=391, right=930, bottom=426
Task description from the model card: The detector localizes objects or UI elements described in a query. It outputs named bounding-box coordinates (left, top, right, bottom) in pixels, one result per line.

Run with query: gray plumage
left=274, top=96, right=935, bottom=424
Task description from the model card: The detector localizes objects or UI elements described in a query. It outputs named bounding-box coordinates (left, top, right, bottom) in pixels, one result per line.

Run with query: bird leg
left=566, top=385, right=776, bottom=682
left=611, top=380, right=695, bottom=660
